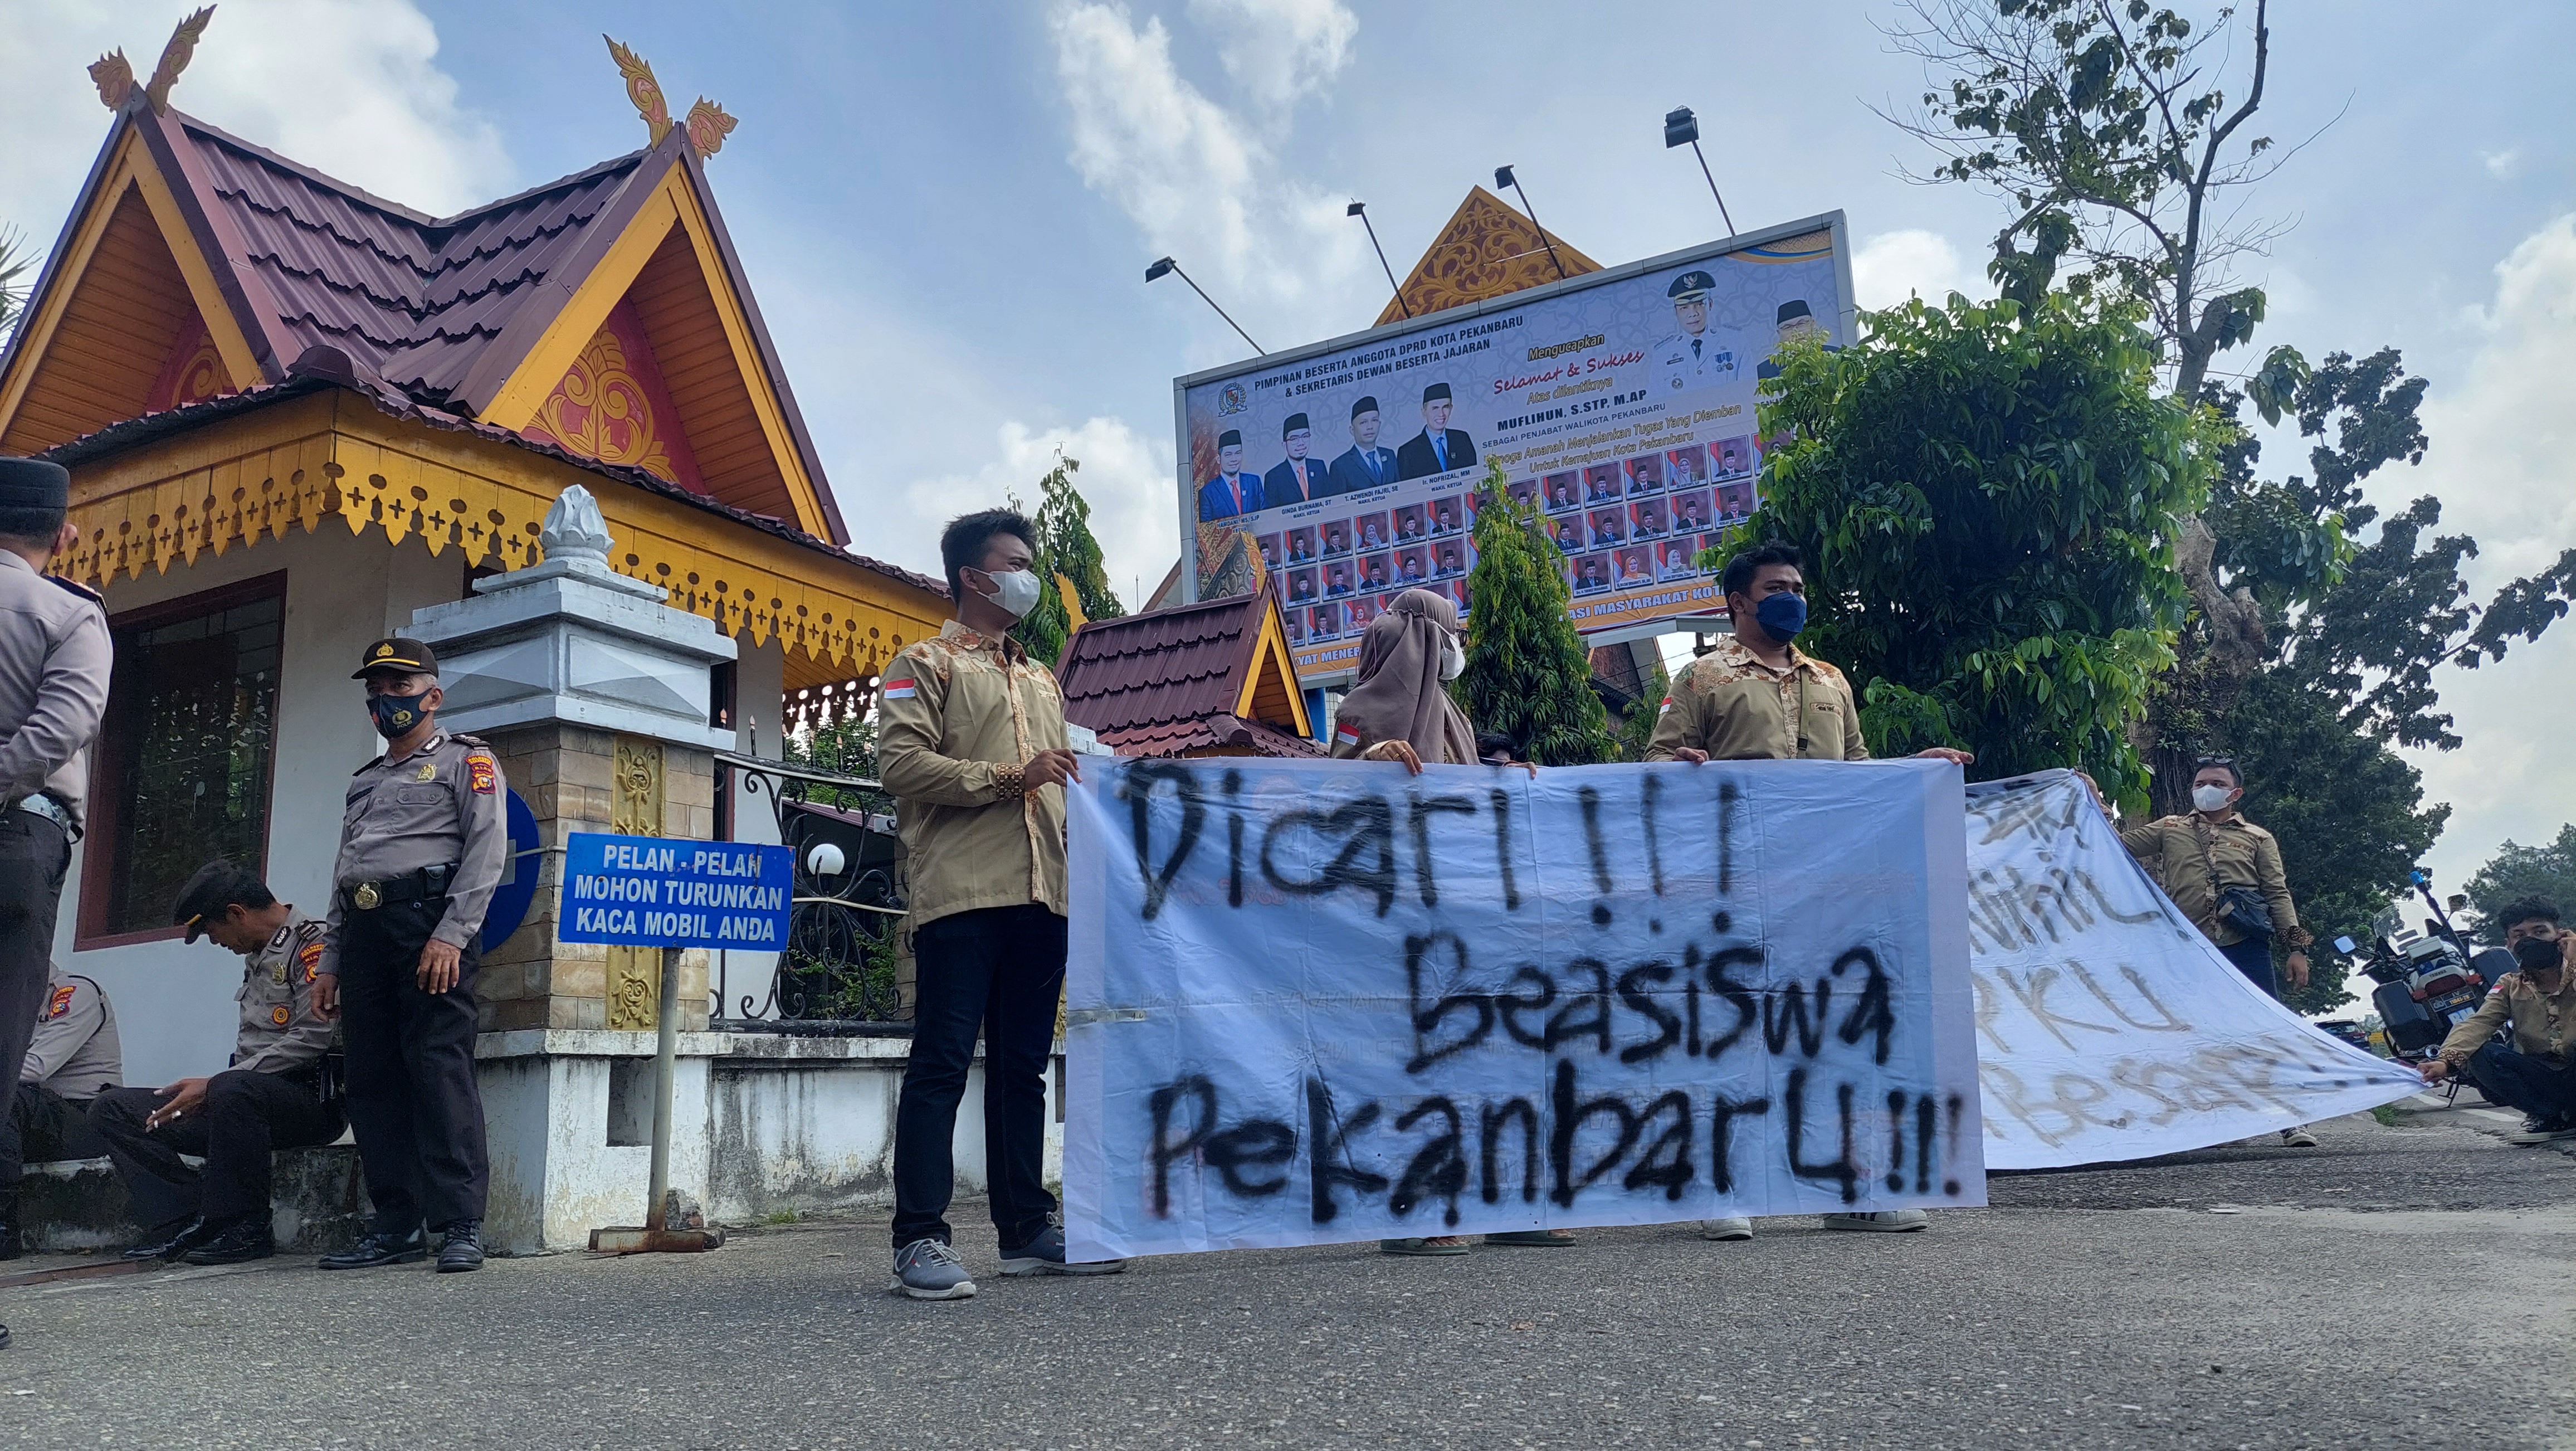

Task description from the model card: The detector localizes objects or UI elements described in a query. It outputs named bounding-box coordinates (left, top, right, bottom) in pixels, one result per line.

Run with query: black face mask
left=368, top=690, right=431, bottom=739
left=2512, top=936, right=2563, bottom=976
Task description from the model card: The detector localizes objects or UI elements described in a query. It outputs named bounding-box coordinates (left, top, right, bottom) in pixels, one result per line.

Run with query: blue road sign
left=558, top=832, right=794, bottom=951
left=480, top=787, right=541, bottom=956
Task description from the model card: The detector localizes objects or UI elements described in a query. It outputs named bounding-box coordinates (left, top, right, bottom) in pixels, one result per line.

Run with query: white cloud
left=1185, top=0, right=1358, bottom=114
left=0, top=0, right=511, bottom=232
left=2480, top=147, right=2521, bottom=181
left=1851, top=228, right=1980, bottom=310
left=1049, top=1, right=1362, bottom=318
left=2401, top=213, right=2576, bottom=884
left=896, top=416, right=1179, bottom=613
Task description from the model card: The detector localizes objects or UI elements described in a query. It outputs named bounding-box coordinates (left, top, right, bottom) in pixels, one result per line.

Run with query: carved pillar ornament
left=540, top=484, right=614, bottom=563
left=603, top=36, right=738, bottom=158
left=605, top=736, right=667, bottom=1030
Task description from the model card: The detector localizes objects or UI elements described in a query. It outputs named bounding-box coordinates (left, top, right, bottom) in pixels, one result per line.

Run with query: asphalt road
left=1, top=1104, right=2569, bottom=1451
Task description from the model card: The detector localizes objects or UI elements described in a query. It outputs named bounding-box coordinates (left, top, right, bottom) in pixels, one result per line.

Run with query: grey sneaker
left=2504, top=1116, right=2576, bottom=1146
left=1823, top=1209, right=1930, bottom=1232
left=2279, top=1126, right=2319, bottom=1148
left=889, top=1238, right=977, bottom=1299
left=998, top=1222, right=1127, bottom=1277
left=1698, top=1216, right=1754, bottom=1241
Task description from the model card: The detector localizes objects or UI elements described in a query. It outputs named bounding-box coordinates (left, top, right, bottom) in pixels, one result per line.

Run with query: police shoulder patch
left=297, top=939, right=326, bottom=981
left=45, top=985, right=73, bottom=1019
left=467, top=753, right=497, bottom=796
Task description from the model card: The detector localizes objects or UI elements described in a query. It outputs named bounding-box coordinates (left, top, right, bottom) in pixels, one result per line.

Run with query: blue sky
left=4, top=0, right=2573, bottom=888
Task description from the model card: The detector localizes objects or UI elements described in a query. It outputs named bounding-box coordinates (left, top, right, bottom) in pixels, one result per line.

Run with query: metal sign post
left=558, top=830, right=793, bottom=1255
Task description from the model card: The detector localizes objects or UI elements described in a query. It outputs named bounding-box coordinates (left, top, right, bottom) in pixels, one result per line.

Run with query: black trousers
left=2467, top=1044, right=2576, bottom=1122
left=890, top=904, right=1064, bottom=1250
left=337, top=894, right=488, bottom=1233
left=2, top=1081, right=105, bottom=1198
left=2219, top=935, right=2279, bottom=1000
left=0, top=813, right=70, bottom=1150
left=89, top=1072, right=341, bottom=1233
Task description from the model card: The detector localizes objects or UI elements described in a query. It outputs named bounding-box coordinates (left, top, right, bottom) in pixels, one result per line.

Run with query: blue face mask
left=368, top=690, right=431, bottom=739
left=1753, top=591, right=1807, bottom=640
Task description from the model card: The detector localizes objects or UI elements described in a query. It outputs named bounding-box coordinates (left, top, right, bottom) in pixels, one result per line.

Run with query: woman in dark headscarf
left=1327, top=588, right=1476, bottom=773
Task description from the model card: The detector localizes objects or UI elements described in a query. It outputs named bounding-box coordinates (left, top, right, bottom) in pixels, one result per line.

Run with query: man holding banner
left=877, top=508, right=1125, bottom=1299
left=1647, top=542, right=1973, bottom=1239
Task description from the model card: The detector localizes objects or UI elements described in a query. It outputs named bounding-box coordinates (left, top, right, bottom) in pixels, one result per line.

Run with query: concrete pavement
left=0, top=1107, right=2568, bottom=1450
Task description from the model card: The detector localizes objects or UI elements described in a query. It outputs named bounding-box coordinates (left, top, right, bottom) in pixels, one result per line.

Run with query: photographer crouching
left=2418, top=898, right=2576, bottom=1145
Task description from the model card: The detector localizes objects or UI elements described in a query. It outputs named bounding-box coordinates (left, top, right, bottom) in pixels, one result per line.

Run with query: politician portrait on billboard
left=1177, top=213, right=1851, bottom=682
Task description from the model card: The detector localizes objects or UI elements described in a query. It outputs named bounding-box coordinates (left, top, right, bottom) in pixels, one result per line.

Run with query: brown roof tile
left=1058, top=592, right=1318, bottom=756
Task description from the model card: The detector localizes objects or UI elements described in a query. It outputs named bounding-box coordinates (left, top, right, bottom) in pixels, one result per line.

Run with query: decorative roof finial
left=91, top=7, right=215, bottom=115
left=603, top=35, right=736, bottom=159
left=604, top=35, right=672, bottom=145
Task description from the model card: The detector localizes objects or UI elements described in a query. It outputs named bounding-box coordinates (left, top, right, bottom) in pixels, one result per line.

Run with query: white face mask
left=1438, top=634, right=1465, bottom=681
left=973, top=567, right=1044, bottom=621
left=2191, top=783, right=2235, bottom=812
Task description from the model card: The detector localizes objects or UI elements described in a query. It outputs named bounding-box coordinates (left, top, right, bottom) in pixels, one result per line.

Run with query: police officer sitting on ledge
left=311, top=638, right=507, bottom=1273
left=2, top=962, right=121, bottom=1258
left=90, top=861, right=341, bottom=1265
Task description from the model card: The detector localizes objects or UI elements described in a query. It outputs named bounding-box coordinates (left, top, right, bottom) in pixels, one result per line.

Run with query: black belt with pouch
left=341, top=862, right=459, bottom=912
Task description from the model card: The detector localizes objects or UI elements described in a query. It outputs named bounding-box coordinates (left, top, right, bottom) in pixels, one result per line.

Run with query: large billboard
left=1174, top=212, right=1852, bottom=685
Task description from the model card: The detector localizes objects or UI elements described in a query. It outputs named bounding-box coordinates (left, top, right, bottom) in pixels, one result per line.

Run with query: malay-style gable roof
left=0, top=93, right=850, bottom=546
left=1058, top=592, right=1320, bottom=758
left=1376, top=186, right=1604, bottom=327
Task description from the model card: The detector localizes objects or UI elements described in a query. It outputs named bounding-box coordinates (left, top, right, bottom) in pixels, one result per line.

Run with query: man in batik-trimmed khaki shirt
left=876, top=508, right=1119, bottom=1302
left=1646, top=542, right=1972, bottom=1240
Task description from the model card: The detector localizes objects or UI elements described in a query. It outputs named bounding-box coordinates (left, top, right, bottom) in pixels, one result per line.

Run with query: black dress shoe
left=436, top=1220, right=484, bottom=1274
left=318, top=1226, right=427, bottom=1270
left=124, top=1218, right=219, bottom=1263
left=181, top=1217, right=275, bottom=1266
left=0, top=1321, right=11, bottom=1350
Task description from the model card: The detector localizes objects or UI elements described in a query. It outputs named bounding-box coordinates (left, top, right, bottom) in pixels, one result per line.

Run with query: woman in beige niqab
left=1327, top=588, right=1476, bottom=772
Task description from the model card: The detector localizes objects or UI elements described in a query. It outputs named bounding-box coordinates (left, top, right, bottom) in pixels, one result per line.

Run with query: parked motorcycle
left=2337, top=871, right=2509, bottom=1101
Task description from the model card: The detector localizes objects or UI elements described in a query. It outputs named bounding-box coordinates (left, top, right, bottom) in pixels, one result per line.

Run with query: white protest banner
left=1063, top=757, right=1985, bottom=1260
left=1964, top=772, right=2421, bottom=1170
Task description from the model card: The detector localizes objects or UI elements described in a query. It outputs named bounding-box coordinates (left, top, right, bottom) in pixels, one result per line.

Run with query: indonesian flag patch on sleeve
left=1333, top=723, right=1363, bottom=748
left=1658, top=695, right=1674, bottom=715
left=467, top=754, right=497, bottom=796
left=882, top=678, right=918, bottom=700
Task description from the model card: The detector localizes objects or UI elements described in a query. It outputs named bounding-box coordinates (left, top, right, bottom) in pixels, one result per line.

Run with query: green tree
left=1453, top=465, right=1617, bottom=767
left=2462, top=825, right=2576, bottom=942
left=0, top=226, right=37, bottom=343
left=1749, top=293, right=2204, bottom=806
left=1613, top=658, right=1670, bottom=763
left=1008, top=449, right=1125, bottom=667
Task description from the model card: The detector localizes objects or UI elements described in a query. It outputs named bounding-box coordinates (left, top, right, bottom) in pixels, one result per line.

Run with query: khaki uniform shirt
left=232, top=914, right=338, bottom=1075
left=0, top=549, right=111, bottom=831
left=2439, top=947, right=2575, bottom=1069
left=1643, top=635, right=1868, bottom=762
left=22, top=965, right=120, bottom=1099
left=876, top=621, right=1069, bottom=932
left=319, top=728, right=509, bottom=974
left=2118, top=812, right=2307, bottom=949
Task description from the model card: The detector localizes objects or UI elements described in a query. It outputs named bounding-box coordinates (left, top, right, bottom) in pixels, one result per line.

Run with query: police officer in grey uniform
left=0, top=456, right=108, bottom=1336
left=89, top=860, right=341, bottom=1266
left=310, top=638, right=508, bottom=1273
left=3, top=963, right=120, bottom=1257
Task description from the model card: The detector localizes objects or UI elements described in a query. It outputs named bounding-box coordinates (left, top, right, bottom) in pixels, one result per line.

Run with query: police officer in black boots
left=311, top=639, right=506, bottom=1273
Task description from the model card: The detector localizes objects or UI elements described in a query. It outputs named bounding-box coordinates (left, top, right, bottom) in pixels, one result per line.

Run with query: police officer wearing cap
left=0, top=456, right=108, bottom=1335
left=311, top=637, right=508, bottom=1273
left=1263, top=413, right=1326, bottom=507
left=1396, top=382, right=1476, bottom=480
left=1653, top=271, right=1736, bottom=393
left=1197, top=430, right=1264, bottom=521
left=89, top=860, right=340, bottom=1266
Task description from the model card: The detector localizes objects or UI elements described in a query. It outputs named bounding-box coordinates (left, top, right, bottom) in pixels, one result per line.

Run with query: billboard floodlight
left=1144, top=255, right=1263, bottom=356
